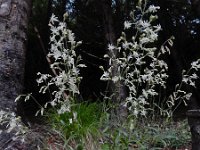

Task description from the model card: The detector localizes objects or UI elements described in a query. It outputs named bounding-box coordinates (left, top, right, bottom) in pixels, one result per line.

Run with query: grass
left=44, top=102, right=191, bottom=150
left=100, top=118, right=190, bottom=150
left=46, top=102, right=106, bottom=149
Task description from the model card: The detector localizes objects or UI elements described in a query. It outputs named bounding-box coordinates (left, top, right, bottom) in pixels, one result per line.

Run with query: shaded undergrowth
left=44, top=102, right=191, bottom=150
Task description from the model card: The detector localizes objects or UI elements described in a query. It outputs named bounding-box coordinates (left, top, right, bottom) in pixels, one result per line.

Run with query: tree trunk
left=101, top=0, right=127, bottom=121
left=191, top=0, right=200, bottom=16
left=187, top=110, right=200, bottom=150
left=0, top=0, right=31, bottom=111
left=102, top=0, right=123, bottom=101
left=0, top=0, right=32, bottom=148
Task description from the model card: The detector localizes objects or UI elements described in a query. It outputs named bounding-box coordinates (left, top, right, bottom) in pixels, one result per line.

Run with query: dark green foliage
left=47, top=102, right=104, bottom=146
left=45, top=101, right=191, bottom=149
left=101, top=119, right=191, bottom=149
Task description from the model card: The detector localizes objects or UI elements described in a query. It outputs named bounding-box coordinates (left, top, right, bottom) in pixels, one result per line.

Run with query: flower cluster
left=167, top=59, right=200, bottom=114
left=101, top=0, right=200, bottom=117
left=100, top=3, right=167, bottom=117
left=36, top=14, right=85, bottom=115
left=0, top=110, right=28, bottom=142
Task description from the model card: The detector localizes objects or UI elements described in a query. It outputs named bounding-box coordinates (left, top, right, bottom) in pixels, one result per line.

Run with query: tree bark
left=191, top=0, right=200, bottom=16
left=187, top=110, right=200, bottom=150
left=0, top=0, right=31, bottom=111
left=0, top=0, right=32, bottom=148
left=101, top=0, right=127, bottom=121
left=102, top=0, right=125, bottom=102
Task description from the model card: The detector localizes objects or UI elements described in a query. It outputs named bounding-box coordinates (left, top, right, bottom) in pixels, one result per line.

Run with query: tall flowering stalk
left=100, top=1, right=173, bottom=117
left=36, top=14, right=86, bottom=115
left=100, top=1, right=200, bottom=118
left=167, top=59, right=200, bottom=116
left=101, top=0, right=195, bottom=116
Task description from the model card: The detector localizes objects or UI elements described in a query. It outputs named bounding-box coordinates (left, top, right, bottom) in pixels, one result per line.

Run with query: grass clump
left=47, top=102, right=105, bottom=150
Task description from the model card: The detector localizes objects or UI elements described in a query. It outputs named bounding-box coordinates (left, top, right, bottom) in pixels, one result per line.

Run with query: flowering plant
left=167, top=59, right=200, bottom=115
left=100, top=1, right=200, bottom=117
left=35, top=14, right=86, bottom=116
left=0, top=110, right=28, bottom=143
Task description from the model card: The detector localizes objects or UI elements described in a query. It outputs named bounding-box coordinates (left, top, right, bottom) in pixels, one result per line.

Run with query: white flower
left=73, top=112, right=77, bottom=120
left=148, top=5, right=160, bottom=13
left=141, top=74, right=148, bottom=82
left=189, top=81, right=195, bottom=87
left=142, top=90, right=148, bottom=99
left=132, top=51, right=139, bottom=58
left=140, top=109, right=147, bottom=116
left=58, top=22, right=66, bottom=30
left=100, top=71, right=110, bottom=81
left=124, top=21, right=132, bottom=29
left=129, top=119, right=134, bottom=131
left=56, top=40, right=63, bottom=48
left=50, top=35, right=56, bottom=42
left=140, top=37, right=150, bottom=44
left=134, top=68, right=140, bottom=75
left=133, top=109, right=139, bottom=116
left=161, top=73, right=168, bottom=79
left=77, top=64, right=87, bottom=68
left=147, top=89, right=158, bottom=96
left=125, top=55, right=131, bottom=62
left=139, top=96, right=146, bottom=105
left=58, top=104, right=71, bottom=114
left=132, top=101, right=138, bottom=107
left=191, top=73, right=198, bottom=79
left=108, top=44, right=115, bottom=51
left=182, top=77, right=188, bottom=83
left=53, top=50, right=62, bottom=60
left=50, top=26, right=59, bottom=35
left=154, top=24, right=162, bottom=32
left=36, top=74, right=51, bottom=84
left=132, top=42, right=138, bottom=49
left=122, top=41, right=131, bottom=50
left=149, top=31, right=158, bottom=41
left=185, top=93, right=192, bottom=100
left=136, top=57, right=145, bottom=65
left=158, top=60, right=167, bottom=69
left=50, top=14, right=59, bottom=23
left=69, top=118, right=73, bottom=124
left=50, top=101, right=57, bottom=107
left=191, top=59, right=200, bottom=71
left=112, top=76, right=120, bottom=83
left=139, top=20, right=151, bottom=28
